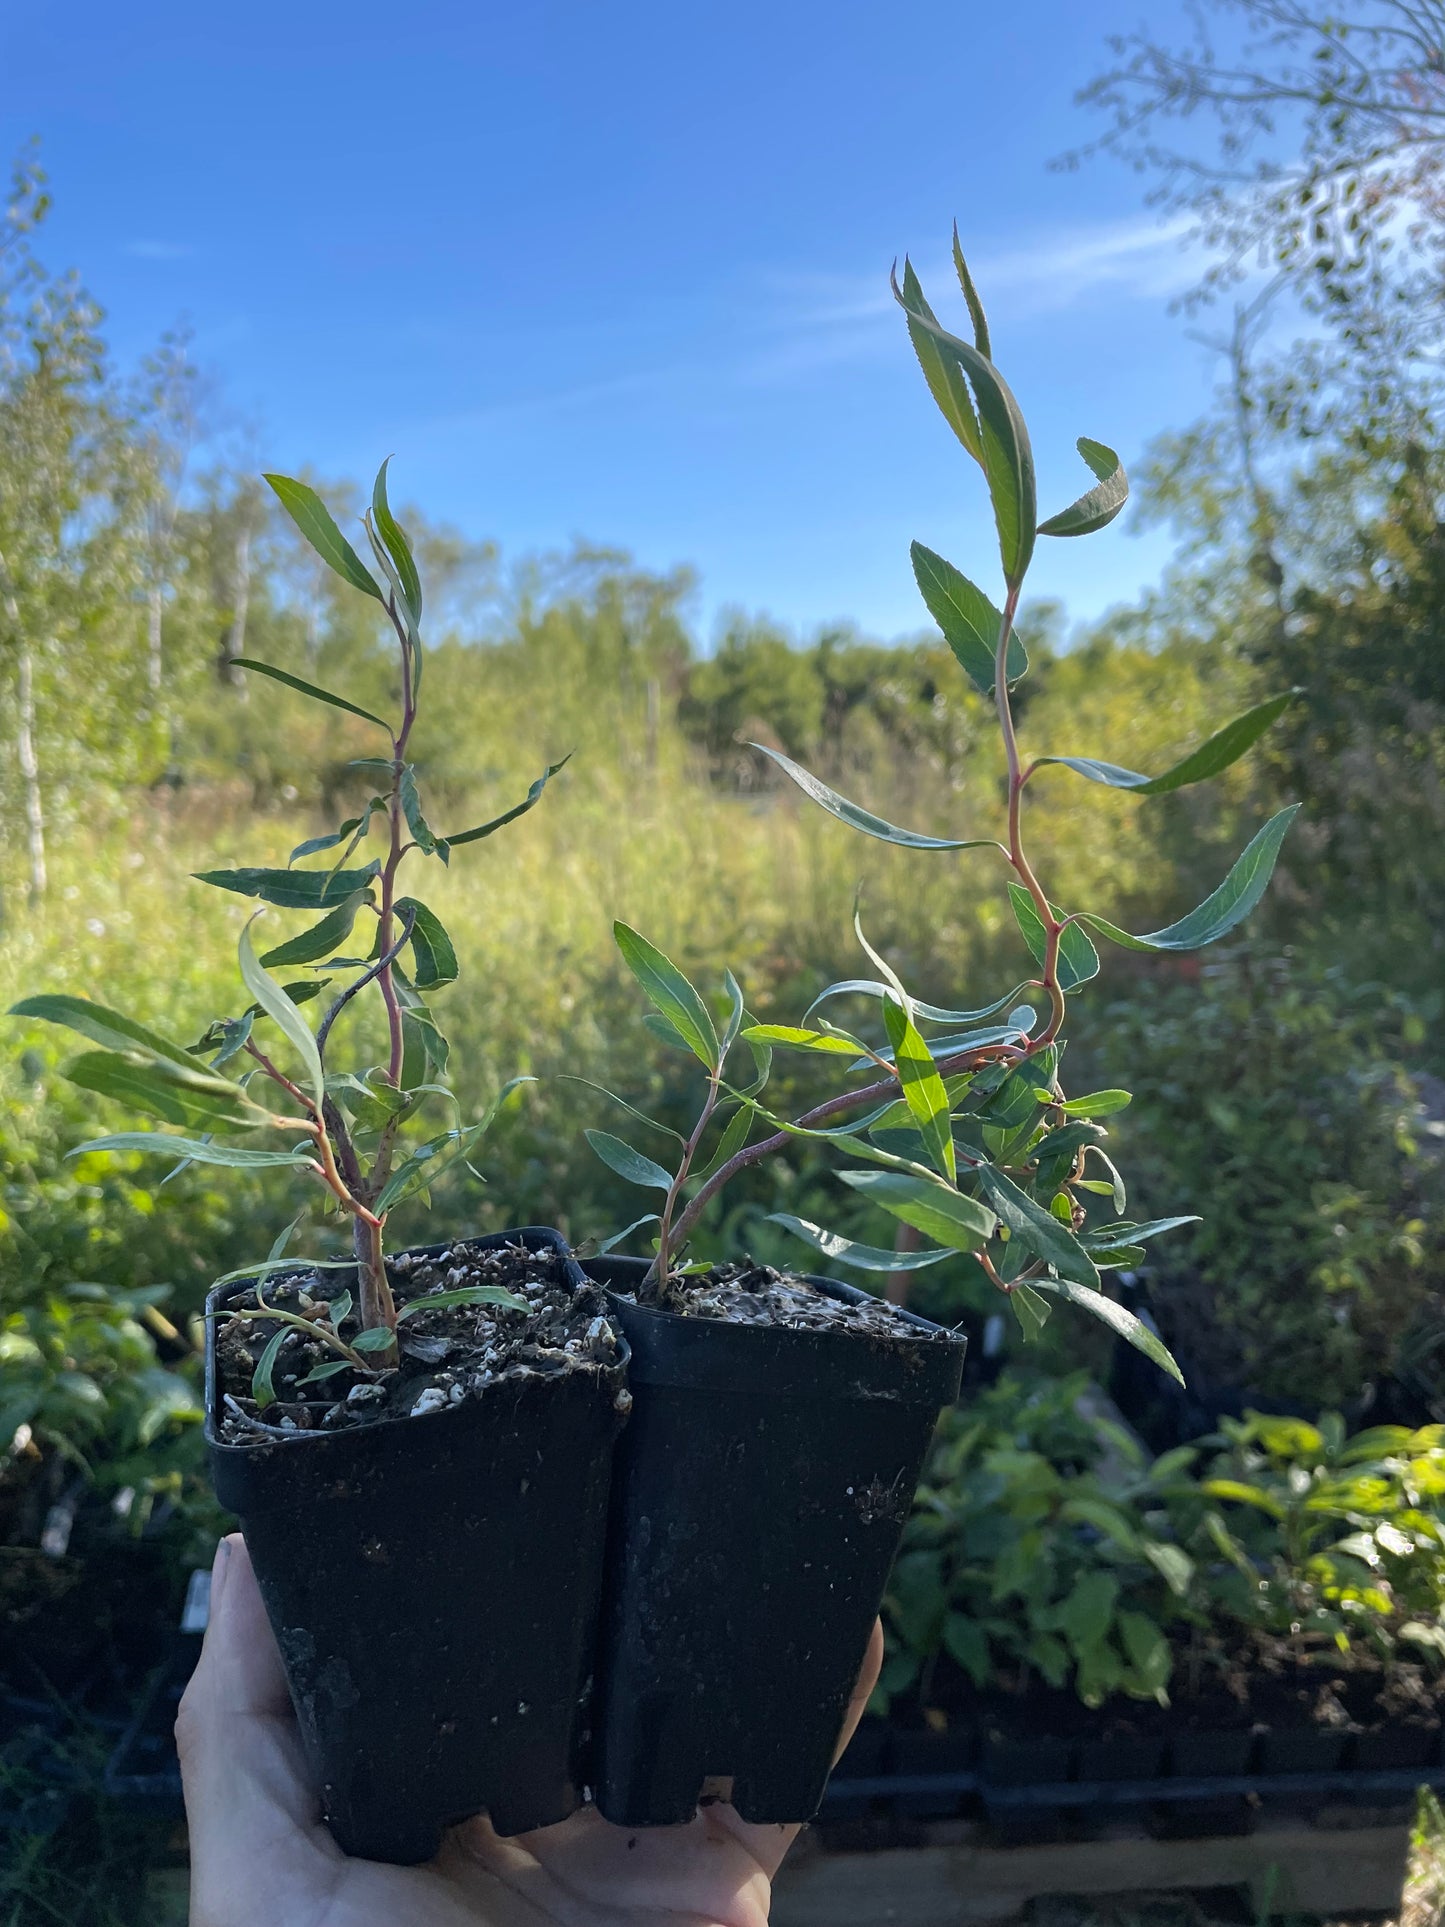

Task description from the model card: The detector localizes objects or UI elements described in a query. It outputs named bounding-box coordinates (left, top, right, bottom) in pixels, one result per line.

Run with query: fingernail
left=208, top=1534, right=234, bottom=1620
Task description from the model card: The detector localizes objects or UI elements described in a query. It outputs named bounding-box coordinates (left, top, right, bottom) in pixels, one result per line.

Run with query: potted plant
left=578, top=234, right=1299, bottom=1826
left=9, top=464, right=630, bottom=1864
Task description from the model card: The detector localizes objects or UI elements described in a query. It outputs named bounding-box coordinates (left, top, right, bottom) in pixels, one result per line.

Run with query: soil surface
left=652, top=1260, right=947, bottom=1338
left=216, top=1238, right=624, bottom=1445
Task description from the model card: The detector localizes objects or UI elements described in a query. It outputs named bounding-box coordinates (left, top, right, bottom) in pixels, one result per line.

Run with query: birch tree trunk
left=147, top=577, right=163, bottom=692
left=219, top=523, right=251, bottom=685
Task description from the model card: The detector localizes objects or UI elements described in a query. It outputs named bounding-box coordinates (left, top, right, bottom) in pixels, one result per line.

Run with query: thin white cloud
left=123, top=240, right=193, bottom=261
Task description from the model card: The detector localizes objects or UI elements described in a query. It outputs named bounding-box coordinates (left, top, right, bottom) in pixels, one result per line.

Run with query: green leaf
left=398, top=765, right=444, bottom=862
left=396, top=1284, right=528, bottom=1318
left=1081, top=807, right=1300, bottom=953
left=597, top=1214, right=661, bottom=1255
left=614, top=923, right=720, bottom=1071
left=395, top=899, right=457, bottom=988
left=719, top=969, right=746, bottom=1062
left=61, top=1051, right=263, bottom=1134
left=351, top=1326, right=396, bottom=1352
left=373, top=1078, right=532, bottom=1214
left=883, top=996, right=956, bottom=1182
left=951, top=226, right=992, bottom=358
left=766, top=1213, right=951, bottom=1272
left=238, top=918, right=325, bottom=1109
left=1008, top=885, right=1100, bottom=991
left=898, top=257, right=984, bottom=463
left=233, top=659, right=391, bottom=733
left=943, top=1609, right=992, bottom=1687
left=443, top=756, right=571, bottom=847
left=910, top=542, right=1027, bottom=693
left=259, top=891, right=369, bottom=968
left=1083, top=1144, right=1127, bottom=1215
left=892, top=260, right=1037, bottom=586
left=1033, top=1277, right=1184, bottom=1384
left=1141, top=1544, right=1194, bottom=1599
left=585, top=1129, right=674, bottom=1192
left=1010, top=1280, right=1052, bottom=1342
left=1060, top=1572, right=1120, bottom=1648
left=1080, top=1216, right=1200, bottom=1250
left=838, top=1169, right=996, bottom=1251
left=1058, top=1090, right=1131, bottom=1118
left=976, top=1164, right=1099, bottom=1287
left=296, top=1359, right=353, bottom=1388
left=251, top=1327, right=287, bottom=1410
left=805, top=978, right=1030, bottom=1030
left=557, top=1075, right=686, bottom=1146
left=9, top=994, right=206, bottom=1074
left=740, top=1023, right=866, bottom=1057
left=74, top=1134, right=317, bottom=1169
left=194, top=865, right=379, bottom=910
left=264, top=474, right=382, bottom=600
left=1200, top=1478, right=1288, bottom=1520
left=691, top=1101, right=753, bottom=1181
left=1037, top=437, right=1128, bottom=539
left=371, top=458, right=422, bottom=622
left=1035, top=691, right=1298, bottom=794
left=749, top=741, right=1001, bottom=852
left=1118, top=1610, right=1172, bottom=1699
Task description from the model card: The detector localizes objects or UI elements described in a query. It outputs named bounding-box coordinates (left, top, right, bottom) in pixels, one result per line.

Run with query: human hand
left=178, top=1534, right=881, bottom=1926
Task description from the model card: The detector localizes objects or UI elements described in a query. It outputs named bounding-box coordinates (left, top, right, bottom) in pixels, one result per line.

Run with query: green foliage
left=878, top=1374, right=1445, bottom=1717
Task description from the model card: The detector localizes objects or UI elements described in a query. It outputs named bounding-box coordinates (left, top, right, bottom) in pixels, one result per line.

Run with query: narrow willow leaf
left=396, top=1284, right=528, bottom=1318
left=259, top=892, right=369, bottom=969
left=750, top=741, right=998, bottom=852
left=614, top=923, right=720, bottom=1071
left=558, top=1075, right=685, bottom=1146
left=73, top=1134, right=317, bottom=1169
left=62, top=1051, right=262, bottom=1134
left=1037, top=437, right=1128, bottom=539
left=952, top=225, right=992, bottom=358
left=1034, top=692, right=1298, bottom=795
left=767, top=1213, right=952, bottom=1272
left=251, top=1327, right=288, bottom=1409
left=371, top=457, right=422, bottom=622
left=882, top=997, right=956, bottom=1182
left=194, top=865, right=379, bottom=909
left=289, top=817, right=361, bottom=864
left=351, top=1326, right=396, bottom=1352
left=899, top=258, right=983, bottom=463
left=598, top=1214, right=661, bottom=1255
left=1058, top=1090, right=1132, bottom=1118
left=911, top=542, right=1027, bottom=693
left=1091, top=1243, right=1148, bottom=1269
left=892, top=261, right=1037, bottom=586
left=1008, top=884, right=1101, bottom=991
left=740, top=1024, right=866, bottom=1057
left=296, top=1359, right=353, bottom=1387
left=328, top=1287, right=353, bottom=1326
left=804, top=978, right=1029, bottom=1029
left=1080, top=807, right=1300, bottom=953
left=395, top=898, right=458, bottom=988
left=209, top=1254, right=358, bottom=1289
left=373, top=1080, right=532, bottom=1214
left=398, top=765, right=444, bottom=862
left=264, top=474, right=382, bottom=600
left=1034, top=1278, right=1184, bottom=1385
left=9, top=994, right=205, bottom=1074
left=233, top=659, right=391, bottom=731
left=1080, top=1216, right=1200, bottom=1249
left=838, top=1169, right=996, bottom=1251
left=443, top=756, right=571, bottom=846
left=1084, top=1144, right=1127, bottom=1215
left=691, top=1100, right=752, bottom=1182
left=585, top=1129, right=674, bottom=1192
left=238, top=918, right=325, bottom=1109
left=1011, top=1280, right=1052, bottom=1343
left=976, top=1164, right=1100, bottom=1288
left=720, top=969, right=746, bottom=1062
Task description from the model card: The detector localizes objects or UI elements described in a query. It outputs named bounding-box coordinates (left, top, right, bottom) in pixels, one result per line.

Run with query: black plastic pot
left=207, top=1227, right=629, bottom=1864
left=582, top=1257, right=965, bottom=1827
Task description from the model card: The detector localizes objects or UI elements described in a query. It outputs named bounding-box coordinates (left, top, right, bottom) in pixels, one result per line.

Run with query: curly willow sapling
left=584, top=234, right=1300, bottom=1379
left=11, top=463, right=566, bottom=1376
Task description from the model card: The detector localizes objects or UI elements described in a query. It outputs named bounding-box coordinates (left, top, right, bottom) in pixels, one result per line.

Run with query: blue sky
left=3, top=1, right=1230, bottom=643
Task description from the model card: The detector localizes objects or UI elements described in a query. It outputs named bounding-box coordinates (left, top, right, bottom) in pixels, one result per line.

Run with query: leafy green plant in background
left=9, top=464, right=563, bottom=1381
left=585, top=234, right=1299, bottom=1373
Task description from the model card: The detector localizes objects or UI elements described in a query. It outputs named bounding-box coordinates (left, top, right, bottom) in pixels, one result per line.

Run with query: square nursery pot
left=206, top=1226, right=630, bottom=1864
left=581, top=1256, right=966, bottom=1828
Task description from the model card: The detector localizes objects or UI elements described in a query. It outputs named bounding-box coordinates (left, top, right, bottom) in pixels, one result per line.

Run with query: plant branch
left=315, top=903, right=418, bottom=1061
left=994, top=583, right=1066, bottom=1044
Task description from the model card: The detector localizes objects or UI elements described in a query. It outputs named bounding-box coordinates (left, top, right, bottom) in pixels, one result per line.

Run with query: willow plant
left=11, top=464, right=565, bottom=1368
left=585, top=236, right=1299, bottom=1376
